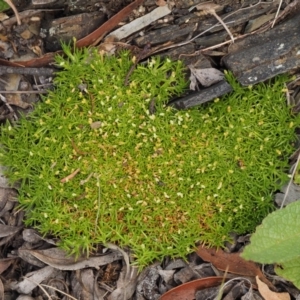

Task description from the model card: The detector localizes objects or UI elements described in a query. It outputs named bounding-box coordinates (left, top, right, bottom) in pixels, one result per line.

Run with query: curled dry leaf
left=13, top=266, right=58, bottom=294
left=196, top=245, right=275, bottom=289
left=0, top=258, right=16, bottom=275
left=160, top=276, right=226, bottom=300
left=108, top=267, right=139, bottom=300
left=25, top=247, right=123, bottom=270
left=0, top=224, right=22, bottom=238
left=256, top=276, right=290, bottom=300
left=188, top=66, right=224, bottom=89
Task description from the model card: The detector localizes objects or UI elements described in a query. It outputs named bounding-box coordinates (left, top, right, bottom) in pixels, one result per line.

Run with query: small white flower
left=164, top=192, right=170, bottom=198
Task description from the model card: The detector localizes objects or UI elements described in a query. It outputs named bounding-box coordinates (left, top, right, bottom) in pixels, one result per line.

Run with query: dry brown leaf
left=188, top=66, right=224, bottom=88
left=5, top=94, right=32, bottom=110
left=0, top=224, right=22, bottom=238
left=256, top=276, right=290, bottom=300
left=26, top=247, right=123, bottom=270
left=0, top=13, right=9, bottom=22
left=14, top=266, right=58, bottom=294
left=156, top=0, right=167, bottom=6
left=196, top=245, right=275, bottom=289
left=0, top=258, right=15, bottom=275
left=160, top=276, right=226, bottom=300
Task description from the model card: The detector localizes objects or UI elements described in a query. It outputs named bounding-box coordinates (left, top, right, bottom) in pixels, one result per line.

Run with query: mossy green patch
left=0, top=45, right=299, bottom=267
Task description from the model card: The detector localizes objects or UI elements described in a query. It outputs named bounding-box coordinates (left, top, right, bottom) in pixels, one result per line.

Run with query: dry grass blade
left=271, top=0, right=283, bottom=28
left=3, top=0, right=21, bottom=25
left=195, top=2, right=235, bottom=43
left=280, top=149, right=300, bottom=209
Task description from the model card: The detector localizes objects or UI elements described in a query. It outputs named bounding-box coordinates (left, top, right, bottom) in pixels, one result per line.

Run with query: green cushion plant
left=1, top=43, right=299, bottom=268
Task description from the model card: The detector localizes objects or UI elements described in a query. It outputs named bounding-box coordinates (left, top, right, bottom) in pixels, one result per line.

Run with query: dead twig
left=195, top=2, right=235, bottom=43
left=71, top=138, right=87, bottom=156
left=0, top=90, right=48, bottom=94
left=147, top=0, right=272, bottom=57
left=60, top=168, right=81, bottom=183
left=0, top=66, right=55, bottom=76
left=280, top=150, right=300, bottom=209
left=271, top=0, right=300, bottom=27
left=271, top=0, right=283, bottom=28
left=124, top=43, right=151, bottom=86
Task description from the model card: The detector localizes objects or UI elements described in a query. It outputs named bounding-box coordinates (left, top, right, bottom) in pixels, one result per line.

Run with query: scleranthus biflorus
left=0, top=44, right=299, bottom=268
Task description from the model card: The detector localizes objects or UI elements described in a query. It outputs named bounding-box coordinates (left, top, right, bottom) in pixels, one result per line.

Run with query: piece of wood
left=169, top=80, right=232, bottom=109
left=223, top=13, right=300, bottom=85
left=42, top=12, right=106, bottom=51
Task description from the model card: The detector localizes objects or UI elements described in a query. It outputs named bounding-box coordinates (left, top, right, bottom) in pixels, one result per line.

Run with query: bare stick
left=60, top=168, right=80, bottom=183
left=196, top=2, right=235, bottom=43
left=271, top=0, right=283, bottom=28
left=4, top=0, right=21, bottom=25
left=280, top=151, right=300, bottom=209
left=0, top=90, right=48, bottom=94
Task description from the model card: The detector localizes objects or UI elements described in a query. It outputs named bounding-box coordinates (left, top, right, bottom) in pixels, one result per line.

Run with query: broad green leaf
left=275, top=257, right=300, bottom=289
left=242, top=200, right=300, bottom=264
left=0, top=0, right=9, bottom=12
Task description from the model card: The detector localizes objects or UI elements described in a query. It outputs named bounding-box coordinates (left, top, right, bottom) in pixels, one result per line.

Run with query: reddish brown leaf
left=76, top=0, right=144, bottom=48
left=196, top=245, right=275, bottom=289
left=160, top=276, right=226, bottom=300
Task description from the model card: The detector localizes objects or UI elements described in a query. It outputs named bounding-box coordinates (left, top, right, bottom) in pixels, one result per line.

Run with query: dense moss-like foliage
left=1, top=46, right=299, bottom=267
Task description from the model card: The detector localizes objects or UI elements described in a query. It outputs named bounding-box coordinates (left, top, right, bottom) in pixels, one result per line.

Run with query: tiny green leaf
left=242, top=200, right=300, bottom=264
